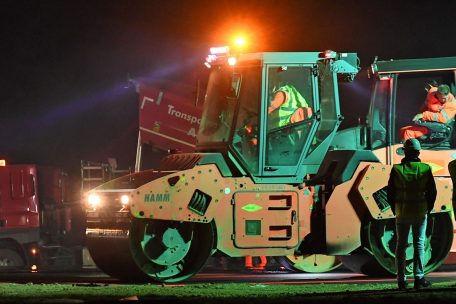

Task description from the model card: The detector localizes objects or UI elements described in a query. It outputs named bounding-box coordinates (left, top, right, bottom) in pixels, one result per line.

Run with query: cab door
left=261, top=65, right=318, bottom=177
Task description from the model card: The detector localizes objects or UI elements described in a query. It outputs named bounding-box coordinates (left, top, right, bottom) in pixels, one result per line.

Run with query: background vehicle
left=330, top=55, right=456, bottom=273
left=0, top=161, right=86, bottom=272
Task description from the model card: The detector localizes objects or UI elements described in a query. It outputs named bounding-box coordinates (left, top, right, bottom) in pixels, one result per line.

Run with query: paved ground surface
left=0, top=265, right=455, bottom=303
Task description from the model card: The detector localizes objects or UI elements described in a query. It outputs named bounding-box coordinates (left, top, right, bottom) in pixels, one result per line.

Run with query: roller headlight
left=120, top=194, right=130, bottom=206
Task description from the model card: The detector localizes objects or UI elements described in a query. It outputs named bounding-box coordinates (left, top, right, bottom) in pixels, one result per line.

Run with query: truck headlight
left=87, top=193, right=101, bottom=209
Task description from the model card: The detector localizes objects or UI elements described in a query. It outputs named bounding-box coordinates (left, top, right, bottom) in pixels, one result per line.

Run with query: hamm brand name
left=144, top=193, right=170, bottom=202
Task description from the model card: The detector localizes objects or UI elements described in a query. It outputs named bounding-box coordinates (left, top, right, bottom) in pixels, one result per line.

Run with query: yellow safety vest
left=269, top=85, right=309, bottom=128
left=392, top=162, right=431, bottom=221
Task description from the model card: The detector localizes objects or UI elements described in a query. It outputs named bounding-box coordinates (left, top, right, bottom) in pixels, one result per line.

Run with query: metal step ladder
left=80, top=159, right=131, bottom=194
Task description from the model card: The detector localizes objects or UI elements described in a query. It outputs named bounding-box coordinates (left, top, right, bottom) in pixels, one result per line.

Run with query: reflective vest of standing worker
left=389, top=162, right=434, bottom=222
left=268, top=84, right=312, bottom=129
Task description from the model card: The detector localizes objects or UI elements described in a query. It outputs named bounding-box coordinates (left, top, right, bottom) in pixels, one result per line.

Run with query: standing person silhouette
left=387, top=138, right=436, bottom=290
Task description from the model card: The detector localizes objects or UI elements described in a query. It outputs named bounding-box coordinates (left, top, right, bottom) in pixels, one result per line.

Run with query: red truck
left=0, top=161, right=86, bottom=272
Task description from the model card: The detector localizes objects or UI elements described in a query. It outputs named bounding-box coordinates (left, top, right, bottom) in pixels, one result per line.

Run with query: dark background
left=1, top=0, right=455, bottom=176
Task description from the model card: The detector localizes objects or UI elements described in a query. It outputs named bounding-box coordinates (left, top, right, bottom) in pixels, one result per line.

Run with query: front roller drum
left=86, top=237, right=149, bottom=282
left=339, top=212, right=453, bottom=276
left=129, top=218, right=215, bottom=283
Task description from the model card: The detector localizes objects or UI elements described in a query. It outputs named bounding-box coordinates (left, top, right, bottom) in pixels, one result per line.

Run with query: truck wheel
left=129, top=219, right=214, bottom=283
left=276, top=254, right=341, bottom=273
left=0, top=249, right=25, bottom=269
left=339, top=213, right=453, bottom=276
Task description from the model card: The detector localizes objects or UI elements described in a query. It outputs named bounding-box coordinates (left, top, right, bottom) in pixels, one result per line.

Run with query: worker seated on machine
left=266, top=83, right=313, bottom=164
left=400, top=84, right=456, bottom=145
left=268, top=84, right=313, bottom=129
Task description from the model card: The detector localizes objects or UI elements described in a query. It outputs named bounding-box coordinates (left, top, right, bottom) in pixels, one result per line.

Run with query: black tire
left=0, top=249, right=25, bottom=270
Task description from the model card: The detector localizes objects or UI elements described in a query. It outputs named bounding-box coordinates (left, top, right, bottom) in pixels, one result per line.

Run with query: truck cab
left=0, top=163, right=84, bottom=272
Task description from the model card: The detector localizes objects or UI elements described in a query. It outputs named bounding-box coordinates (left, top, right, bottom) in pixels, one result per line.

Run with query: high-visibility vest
left=269, top=84, right=309, bottom=128
left=392, top=162, right=431, bottom=221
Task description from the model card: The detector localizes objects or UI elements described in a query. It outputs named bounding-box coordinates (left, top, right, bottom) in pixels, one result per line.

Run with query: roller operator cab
left=114, top=48, right=361, bottom=283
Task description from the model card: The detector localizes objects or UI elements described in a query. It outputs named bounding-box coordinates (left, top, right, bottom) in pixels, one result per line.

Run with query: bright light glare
left=31, top=248, right=37, bottom=255
left=234, top=36, right=246, bottom=47
left=210, top=46, right=229, bottom=55
left=88, top=194, right=101, bottom=209
left=31, top=265, right=38, bottom=272
left=324, top=50, right=337, bottom=58
left=206, top=54, right=217, bottom=63
left=380, top=76, right=391, bottom=81
left=120, top=194, right=130, bottom=206
left=228, top=57, right=237, bottom=66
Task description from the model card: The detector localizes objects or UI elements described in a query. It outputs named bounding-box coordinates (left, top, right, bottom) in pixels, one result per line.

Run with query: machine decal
left=144, top=193, right=170, bottom=202
left=427, top=162, right=444, bottom=173
left=241, top=203, right=263, bottom=212
left=187, top=189, right=212, bottom=216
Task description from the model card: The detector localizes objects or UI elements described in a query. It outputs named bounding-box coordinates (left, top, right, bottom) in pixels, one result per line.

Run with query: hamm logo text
left=144, top=193, right=170, bottom=202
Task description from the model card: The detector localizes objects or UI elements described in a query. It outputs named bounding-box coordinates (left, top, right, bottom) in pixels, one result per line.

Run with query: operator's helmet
left=438, top=84, right=450, bottom=95
left=403, top=138, right=421, bottom=152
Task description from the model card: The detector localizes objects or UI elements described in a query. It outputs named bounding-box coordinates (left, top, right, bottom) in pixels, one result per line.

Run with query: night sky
left=2, top=0, right=456, bottom=176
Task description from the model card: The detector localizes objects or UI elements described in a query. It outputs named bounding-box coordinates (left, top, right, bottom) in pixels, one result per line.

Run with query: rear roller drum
left=339, top=213, right=453, bottom=276
left=129, top=219, right=215, bottom=283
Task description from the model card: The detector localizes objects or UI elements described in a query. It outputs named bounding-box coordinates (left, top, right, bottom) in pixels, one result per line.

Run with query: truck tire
left=0, top=249, right=25, bottom=270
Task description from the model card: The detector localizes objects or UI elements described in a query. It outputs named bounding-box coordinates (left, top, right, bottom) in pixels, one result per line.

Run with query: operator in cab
left=267, top=84, right=313, bottom=129
left=400, top=84, right=456, bottom=140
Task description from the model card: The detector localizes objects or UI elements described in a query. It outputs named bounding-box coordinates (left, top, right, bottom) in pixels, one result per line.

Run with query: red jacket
left=421, top=89, right=456, bottom=123
left=421, top=87, right=442, bottom=112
